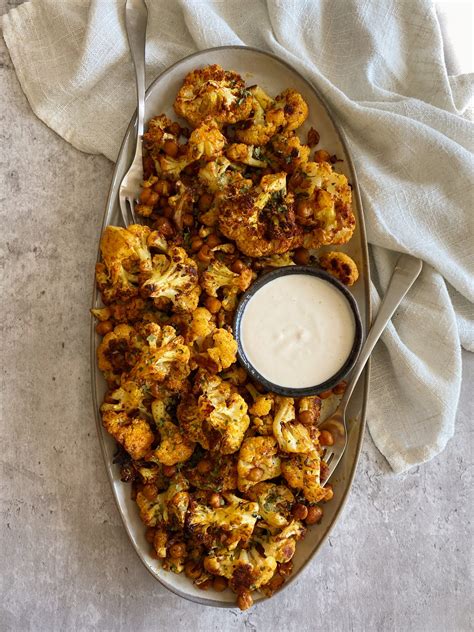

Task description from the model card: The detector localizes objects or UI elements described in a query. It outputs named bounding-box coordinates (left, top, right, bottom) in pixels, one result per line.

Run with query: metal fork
left=118, top=0, right=148, bottom=227
left=320, top=254, right=423, bottom=485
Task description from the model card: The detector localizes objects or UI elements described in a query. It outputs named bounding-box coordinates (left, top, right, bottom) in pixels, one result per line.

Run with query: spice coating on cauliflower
left=237, top=436, right=281, bottom=492
left=319, top=251, right=359, bottom=286
left=174, top=65, right=253, bottom=127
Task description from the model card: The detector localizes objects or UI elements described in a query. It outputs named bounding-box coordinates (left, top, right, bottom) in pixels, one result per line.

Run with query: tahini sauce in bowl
left=235, top=267, right=362, bottom=395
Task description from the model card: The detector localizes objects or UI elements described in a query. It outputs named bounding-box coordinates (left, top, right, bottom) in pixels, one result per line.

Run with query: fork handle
left=340, top=254, right=423, bottom=413
left=125, top=0, right=148, bottom=143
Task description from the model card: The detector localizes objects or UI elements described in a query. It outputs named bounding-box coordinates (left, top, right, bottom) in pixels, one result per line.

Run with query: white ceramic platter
left=91, top=46, right=371, bottom=608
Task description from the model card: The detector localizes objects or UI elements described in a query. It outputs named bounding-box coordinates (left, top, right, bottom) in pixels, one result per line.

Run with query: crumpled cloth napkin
left=3, top=0, right=473, bottom=473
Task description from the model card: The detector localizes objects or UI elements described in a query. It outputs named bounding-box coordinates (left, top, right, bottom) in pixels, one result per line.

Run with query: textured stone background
left=1, top=1, right=472, bottom=630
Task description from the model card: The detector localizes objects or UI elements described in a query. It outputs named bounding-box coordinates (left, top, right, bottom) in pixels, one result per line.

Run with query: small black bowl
left=233, top=266, right=363, bottom=397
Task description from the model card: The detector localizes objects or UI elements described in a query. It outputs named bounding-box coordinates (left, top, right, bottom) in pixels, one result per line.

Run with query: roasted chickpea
left=237, top=589, right=253, bottom=610
left=169, top=542, right=186, bottom=559
left=163, top=139, right=179, bottom=158
left=314, top=149, right=331, bottom=163
left=198, top=193, right=213, bottom=212
left=140, top=188, right=159, bottom=206
left=196, top=459, right=212, bottom=475
left=153, top=180, right=171, bottom=196
left=184, top=561, right=202, bottom=580
left=145, top=527, right=156, bottom=544
left=307, top=127, right=320, bottom=147
left=318, top=389, right=333, bottom=399
left=319, top=429, right=334, bottom=446
left=154, top=216, right=174, bottom=237
left=305, top=505, right=323, bottom=525
left=333, top=381, right=347, bottom=395
left=162, top=464, right=176, bottom=477
left=296, top=198, right=313, bottom=219
left=95, top=320, right=114, bottom=336
left=197, top=244, right=213, bottom=263
left=212, top=576, right=228, bottom=592
left=182, top=213, right=194, bottom=228
left=197, top=578, right=213, bottom=591
left=190, top=237, right=203, bottom=252
left=298, top=410, right=315, bottom=426
left=278, top=561, right=293, bottom=577
left=204, top=296, right=221, bottom=314
left=231, top=259, right=245, bottom=274
left=206, top=233, right=221, bottom=249
left=291, top=502, right=308, bottom=521
left=293, top=247, right=310, bottom=265
left=208, top=492, right=222, bottom=508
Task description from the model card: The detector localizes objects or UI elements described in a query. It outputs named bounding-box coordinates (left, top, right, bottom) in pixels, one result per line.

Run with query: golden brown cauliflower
left=254, top=520, right=306, bottom=563
left=237, top=436, right=281, bottom=492
left=218, top=172, right=302, bottom=257
left=267, top=132, right=311, bottom=174
left=199, top=373, right=250, bottom=454
left=136, top=473, right=189, bottom=527
left=202, top=260, right=253, bottom=311
left=235, top=85, right=285, bottom=146
left=149, top=420, right=195, bottom=466
left=95, top=225, right=151, bottom=304
left=290, top=161, right=356, bottom=250
left=273, top=88, right=309, bottom=131
left=187, top=118, right=226, bottom=161
left=130, top=323, right=191, bottom=392
left=97, top=324, right=140, bottom=384
left=246, top=482, right=294, bottom=529
left=102, top=411, right=154, bottom=460
left=272, top=397, right=314, bottom=454
left=281, top=452, right=332, bottom=503
left=225, top=143, right=267, bottom=168
left=186, top=493, right=259, bottom=550
left=203, top=328, right=238, bottom=373
left=204, top=545, right=277, bottom=592
left=319, top=251, right=359, bottom=286
left=141, top=246, right=200, bottom=313
left=174, top=64, right=253, bottom=127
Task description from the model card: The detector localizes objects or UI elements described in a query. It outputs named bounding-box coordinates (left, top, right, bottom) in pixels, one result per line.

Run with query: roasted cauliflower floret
left=204, top=545, right=277, bottom=591
left=136, top=473, right=189, bottom=527
left=97, top=324, right=140, bottom=384
left=102, top=411, right=154, bottom=460
left=254, top=520, right=306, bottom=563
left=148, top=420, right=195, bottom=466
left=185, top=306, right=216, bottom=344
left=141, top=246, right=200, bottom=313
left=200, top=374, right=250, bottom=454
left=186, top=454, right=238, bottom=492
left=202, top=260, right=253, bottom=311
left=288, top=160, right=334, bottom=198
left=281, top=452, right=332, bottom=503
left=100, top=380, right=148, bottom=416
left=203, top=328, right=238, bottom=373
left=218, top=172, right=301, bottom=257
left=237, top=436, right=281, bottom=492
left=95, top=225, right=150, bottom=303
left=186, top=493, right=259, bottom=550
left=198, top=156, right=232, bottom=192
left=235, top=85, right=285, bottom=146
left=142, top=114, right=179, bottom=151
left=187, top=118, right=227, bottom=161
left=226, top=143, right=267, bottom=168
left=174, top=64, right=253, bottom=127
left=176, top=392, right=209, bottom=450
left=272, top=397, right=314, bottom=454
left=268, top=132, right=310, bottom=174
left=249, top=394, right=274, bottom=417
left=246, top=482, right=294, bottom=528
left=273, top=89, right=309, bottom=131
left=319, top=251, right=359, bottom=286
left=130, top=323, right=190, bottom=391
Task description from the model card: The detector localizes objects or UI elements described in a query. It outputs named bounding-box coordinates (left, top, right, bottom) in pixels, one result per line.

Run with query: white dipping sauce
left=240, top=274, right=355, bottom=388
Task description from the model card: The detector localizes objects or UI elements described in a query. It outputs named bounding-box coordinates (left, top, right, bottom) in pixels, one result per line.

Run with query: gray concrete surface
left=1, top=2, right=472, bottom=630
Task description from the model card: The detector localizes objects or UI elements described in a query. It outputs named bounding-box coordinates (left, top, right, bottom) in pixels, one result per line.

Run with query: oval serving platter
left=91, top=46, right=371, bottom=608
